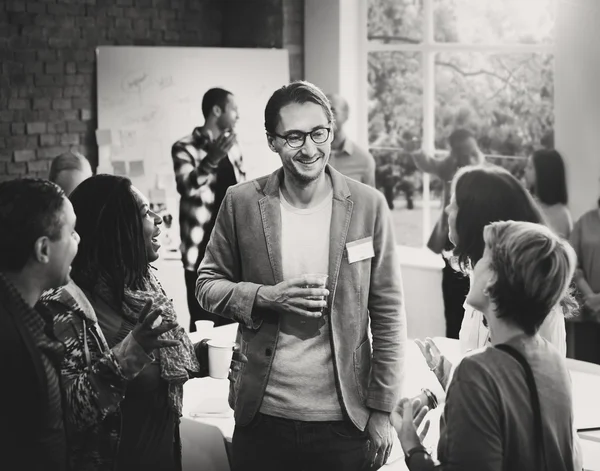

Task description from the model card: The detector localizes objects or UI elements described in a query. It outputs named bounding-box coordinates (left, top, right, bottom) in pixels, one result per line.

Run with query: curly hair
left=69, top=174, right=148, bottom=304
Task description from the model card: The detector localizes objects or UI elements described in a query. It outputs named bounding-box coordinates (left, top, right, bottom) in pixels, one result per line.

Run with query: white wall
left=555, top=0, right=600, bottom=220
left=304, top=0, right=368, bottom=149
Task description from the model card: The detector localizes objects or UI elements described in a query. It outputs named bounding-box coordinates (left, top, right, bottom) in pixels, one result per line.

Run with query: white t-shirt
left=261, top=189, right=344, bottom=421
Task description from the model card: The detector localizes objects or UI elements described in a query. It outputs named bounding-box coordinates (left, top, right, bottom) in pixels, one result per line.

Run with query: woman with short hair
left=397, top=220, right=578, bottom=471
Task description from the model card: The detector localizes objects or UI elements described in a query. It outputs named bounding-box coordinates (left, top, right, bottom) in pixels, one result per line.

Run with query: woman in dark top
left=524, top=149, right=573, bottom=238
left=411, top=129, right=484, bottom=339
left=40, top=175, right=222, bottom=471
left=395, top=221, right=579, bottom=471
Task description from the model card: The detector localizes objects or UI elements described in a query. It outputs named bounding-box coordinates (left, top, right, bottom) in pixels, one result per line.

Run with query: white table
left=183, top=326, right=600, bottom=470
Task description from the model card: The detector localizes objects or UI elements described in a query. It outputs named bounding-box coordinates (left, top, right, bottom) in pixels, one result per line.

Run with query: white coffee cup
left=195, top=320, right=214, bottom=338
left=207, top=339, right=236, bottom=379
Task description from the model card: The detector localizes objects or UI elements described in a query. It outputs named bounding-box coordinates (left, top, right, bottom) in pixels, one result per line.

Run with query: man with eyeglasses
left=197, top=81, right=407, bottom=471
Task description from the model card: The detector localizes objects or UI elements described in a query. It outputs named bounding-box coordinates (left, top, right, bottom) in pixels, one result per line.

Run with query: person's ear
left=267, top=134, right=277, bottom=153
left=483, top=274, right=496, bottom=299
left=34, top=236, right=51, bottom=265
left=212, top=105, right=222, bottom=118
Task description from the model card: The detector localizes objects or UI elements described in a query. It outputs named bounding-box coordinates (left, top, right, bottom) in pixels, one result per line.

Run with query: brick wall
left=221, top=0, right=304, bottom=79
left=0, top=0, right=304, bottom=180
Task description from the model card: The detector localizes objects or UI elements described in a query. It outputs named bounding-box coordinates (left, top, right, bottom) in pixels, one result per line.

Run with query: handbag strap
left=496, top=344, right=547, bottom=471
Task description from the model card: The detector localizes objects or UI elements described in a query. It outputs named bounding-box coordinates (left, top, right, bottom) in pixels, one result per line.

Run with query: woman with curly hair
left=39, top=175, right=235, bottom=471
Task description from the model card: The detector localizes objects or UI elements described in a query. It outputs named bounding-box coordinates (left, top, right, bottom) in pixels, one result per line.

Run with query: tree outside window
left=367, top=0, right=555, bottom=247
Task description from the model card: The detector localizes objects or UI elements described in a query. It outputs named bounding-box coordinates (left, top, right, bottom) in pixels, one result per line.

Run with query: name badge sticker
left=346, top=237, right=375, bottom=264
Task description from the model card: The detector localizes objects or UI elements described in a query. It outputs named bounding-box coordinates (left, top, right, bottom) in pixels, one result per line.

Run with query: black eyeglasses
left=270, top=127, right=331, bottom=149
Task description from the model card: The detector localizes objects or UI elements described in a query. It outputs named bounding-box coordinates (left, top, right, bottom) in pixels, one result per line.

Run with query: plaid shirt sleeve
left=171, top=131, right=218, bottom=197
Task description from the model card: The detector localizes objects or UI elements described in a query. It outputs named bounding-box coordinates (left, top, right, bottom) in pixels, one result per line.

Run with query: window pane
left=370, top=147, right=444, bottom=248
left=368, top=0, right=423, bottom=44
left=434, top=0, right=556, bottom=44
left=434, top=52, right=554, bottom=163
left=368, top=51, right=441, bottom=247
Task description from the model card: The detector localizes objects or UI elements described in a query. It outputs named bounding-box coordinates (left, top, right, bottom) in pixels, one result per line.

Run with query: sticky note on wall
left=96, top=129, right=122, bottom=147
left=96, top=129, right=112, bottom=146
left=112, top=161, right=127, bottom=176
left=129, top=160, right=145, bottom=177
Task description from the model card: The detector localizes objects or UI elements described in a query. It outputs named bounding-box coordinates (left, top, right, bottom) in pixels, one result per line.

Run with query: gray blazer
left=196, top=165, right=407, bottom=430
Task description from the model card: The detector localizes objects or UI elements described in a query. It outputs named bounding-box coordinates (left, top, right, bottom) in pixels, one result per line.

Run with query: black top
left=100, top=304, right=179, bottom=471
left=0, top=274, right=67, bottom=471
left=117, top=361, right=178, bottom=471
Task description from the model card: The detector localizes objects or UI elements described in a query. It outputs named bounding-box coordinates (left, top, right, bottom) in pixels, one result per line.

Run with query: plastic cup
left=195, top=320, right=214, bottom=337
left=207, top=339, right=236, bottom=379
left=304, top=273, right=329, bottom=313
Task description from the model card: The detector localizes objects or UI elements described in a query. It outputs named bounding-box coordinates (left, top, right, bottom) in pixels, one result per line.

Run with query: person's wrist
left=200, top=157, right=218, bottom=171
left=429, top=357, right=442, bottom=371
left=404, top=445, right=429, bottom=468
left=369, top=409, right=391, bottom=420
left=255, top=285, right=272, bottom=310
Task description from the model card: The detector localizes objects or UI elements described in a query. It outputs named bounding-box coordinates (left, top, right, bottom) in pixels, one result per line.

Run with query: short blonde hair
left=483, top=220, right=576, bottom=334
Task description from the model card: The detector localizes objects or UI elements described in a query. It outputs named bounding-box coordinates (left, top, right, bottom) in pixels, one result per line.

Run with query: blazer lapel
left=258, top=169, right=284, bottom=285
left=257, top=166, right=353, bottom=290
left=327, top=166, right=353, bottom=303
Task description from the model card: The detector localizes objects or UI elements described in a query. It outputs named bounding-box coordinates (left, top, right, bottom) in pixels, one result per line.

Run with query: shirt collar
left=332, top=138, right=353, bottom=156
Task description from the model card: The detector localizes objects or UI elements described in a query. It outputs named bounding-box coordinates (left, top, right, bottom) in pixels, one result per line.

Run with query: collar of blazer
left=259, top=164, right=352, bottom=202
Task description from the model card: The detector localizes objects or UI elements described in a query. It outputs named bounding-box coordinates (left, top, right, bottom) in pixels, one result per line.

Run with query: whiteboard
left=96, top=46, right=289, bottom=251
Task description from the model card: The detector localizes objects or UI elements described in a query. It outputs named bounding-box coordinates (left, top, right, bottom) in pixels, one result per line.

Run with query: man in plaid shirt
left=171, top=88, right=244, bottom=331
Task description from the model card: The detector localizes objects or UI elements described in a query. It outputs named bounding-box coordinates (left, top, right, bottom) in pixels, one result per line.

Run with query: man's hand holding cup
left=255, top=274, right=330, bottom=318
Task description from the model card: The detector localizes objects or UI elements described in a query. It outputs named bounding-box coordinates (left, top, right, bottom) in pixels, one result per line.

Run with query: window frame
left=364, top=0, right=554, bottom=246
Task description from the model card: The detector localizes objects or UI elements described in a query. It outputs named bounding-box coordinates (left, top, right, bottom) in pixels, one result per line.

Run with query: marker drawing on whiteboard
left=124, top=106, right=161, bottom=128
left=122, top=70, right=152, bottom=106
left=119, top=129, right=137, bottom=147
left=122, top=71, right=151, bottom=93
left=157, top=76, right=173, bottom=90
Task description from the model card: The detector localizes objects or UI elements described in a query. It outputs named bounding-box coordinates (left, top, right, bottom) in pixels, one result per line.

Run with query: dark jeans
left=441, top=256, right=470, bottom=339
left=232, top=413, right=369, bottom=471
left=184, top=269, right=234, bottom=331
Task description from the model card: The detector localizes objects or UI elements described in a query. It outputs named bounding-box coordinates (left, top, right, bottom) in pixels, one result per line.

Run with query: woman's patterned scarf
left=94, top=271, right=200, bottom=416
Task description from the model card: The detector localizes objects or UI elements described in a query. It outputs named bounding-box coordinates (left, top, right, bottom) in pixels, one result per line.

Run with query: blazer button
left=265, top=348, right=272, bottom=357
